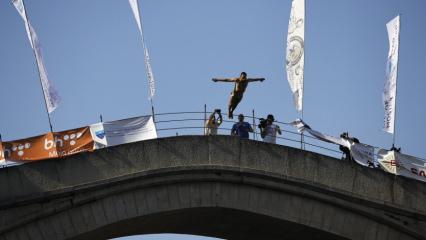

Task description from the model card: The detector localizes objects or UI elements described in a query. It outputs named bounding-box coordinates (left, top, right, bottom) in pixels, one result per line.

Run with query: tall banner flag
left=129, top=0, right=156, bottom=100
left=286, top=0, right=305, bottom=112
left=13, top=0, right=60, bottom=114
left=383, top=15, right=400, bottom=134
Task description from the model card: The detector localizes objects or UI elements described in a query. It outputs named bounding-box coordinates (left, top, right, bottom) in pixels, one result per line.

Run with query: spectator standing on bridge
left=260, top=114, right=282, bottom=144
left=339, top=132, right=351, bottom=161
left=231, top=114, right=253, bottom=139
left=205, top=109, right=223, bottom=135
left=339, top=132, right=360, bottom=162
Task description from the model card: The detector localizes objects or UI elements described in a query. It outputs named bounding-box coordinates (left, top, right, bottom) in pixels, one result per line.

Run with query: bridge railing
left=153, top=109, right=343, bottom=159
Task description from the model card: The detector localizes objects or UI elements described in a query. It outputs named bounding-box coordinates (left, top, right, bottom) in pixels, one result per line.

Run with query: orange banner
left=52, top=127, right=94, bottom=157
left=2, top=127, right=94, bottom=161
left=0, top=141, right=4, bottom=161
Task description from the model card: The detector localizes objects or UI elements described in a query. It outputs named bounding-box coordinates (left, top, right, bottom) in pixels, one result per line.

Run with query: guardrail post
left=252, top=109, right=256, bottom=140
left=204, top=104, right=207, bottom=135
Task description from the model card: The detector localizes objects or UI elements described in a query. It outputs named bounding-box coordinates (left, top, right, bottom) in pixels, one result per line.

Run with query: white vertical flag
left=129, top=0, right=156, bottom=100
left=383, top=15, right=400, bottom=134
left=286, top=0, right=305, bottom=112
left=13, top=0, right=60, bottom=113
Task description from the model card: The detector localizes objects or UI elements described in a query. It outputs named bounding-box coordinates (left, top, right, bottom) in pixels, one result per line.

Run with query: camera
left=258, top=118, right=267, bottom=129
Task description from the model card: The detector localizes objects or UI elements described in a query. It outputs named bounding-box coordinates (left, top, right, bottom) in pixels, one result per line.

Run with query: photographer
left=259, top=114, right=282, bottom=144
left=205, top=109, right=223, bottom=135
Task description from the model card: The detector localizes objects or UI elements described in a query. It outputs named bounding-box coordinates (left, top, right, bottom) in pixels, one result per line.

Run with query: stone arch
left=0, top=136, right=424, bottom=240
left=1, top=170, right=417, bottom=240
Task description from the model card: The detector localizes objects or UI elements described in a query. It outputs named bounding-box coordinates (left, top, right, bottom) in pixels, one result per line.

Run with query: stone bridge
left=0, top=136, right=425, bottom=240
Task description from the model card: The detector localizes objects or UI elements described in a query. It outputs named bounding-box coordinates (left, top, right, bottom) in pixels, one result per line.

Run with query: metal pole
left=21, top=0, right=53, bottom=132
left=100, top=114, right=103, bottom=122
left=204, top=104, right=207, bottom=135
left=151, top=104, right=156, bottom=123
left=252, top=109, right=256, bottom=140
left=300, top=0, right=306, bottom=150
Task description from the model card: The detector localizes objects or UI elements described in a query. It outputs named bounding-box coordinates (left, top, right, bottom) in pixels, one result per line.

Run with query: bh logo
left=44, top=132, right=84, bottom=150
left=3, top=142, right=31, bottom=158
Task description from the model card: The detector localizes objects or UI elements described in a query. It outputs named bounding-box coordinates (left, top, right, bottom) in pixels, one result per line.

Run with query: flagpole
left=21, top=0, right=53, bottom=132
left=300, top=0, right=306, bottom=150
left=392, top=14, right=401, bottom=148
left=150, top=99, right=156, bottom=123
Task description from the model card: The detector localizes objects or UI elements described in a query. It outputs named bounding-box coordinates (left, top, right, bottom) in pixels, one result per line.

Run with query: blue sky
left=113, top=234, right=220, bottom=240
left=1, top=0, right=426, bottom=238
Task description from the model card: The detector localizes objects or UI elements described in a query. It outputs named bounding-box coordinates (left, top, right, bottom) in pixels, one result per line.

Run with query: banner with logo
left=0, top=141, right=5, bottom=166
left=286, top=0, right=305, bottom=112
left=378, top=149, right=426, bottom=182
left=383, top=15, right=400, bottom=133
left=2, top=132, right=53, bottom=161
left=54, top=127, right=94, bottom=156
left=90, top=116, right=157, bottom=148
left=90, top=122, right=108, bottom=149
left=2, top=127, right=93, bottom=161
left=13, top=0, right=60, bottom=113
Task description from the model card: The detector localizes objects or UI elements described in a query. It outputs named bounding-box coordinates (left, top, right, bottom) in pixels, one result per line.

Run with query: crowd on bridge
left=204, top=109, right=281, bottom=144
left=203, top=107, right=426, bottom=183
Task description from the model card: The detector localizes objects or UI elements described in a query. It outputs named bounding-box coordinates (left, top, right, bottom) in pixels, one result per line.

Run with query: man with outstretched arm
left=212, top=72, right=265, bottom=119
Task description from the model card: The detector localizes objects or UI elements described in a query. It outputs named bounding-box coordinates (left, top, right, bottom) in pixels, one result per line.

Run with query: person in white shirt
left=261, top=114, right=282, bottom=144
left=205, top=109, right=223, bottom=135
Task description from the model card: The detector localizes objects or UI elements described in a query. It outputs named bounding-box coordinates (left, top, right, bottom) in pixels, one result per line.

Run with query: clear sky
left=113, top=234, right=220, bottom=240
left=1, top=0, right=426, bottom=238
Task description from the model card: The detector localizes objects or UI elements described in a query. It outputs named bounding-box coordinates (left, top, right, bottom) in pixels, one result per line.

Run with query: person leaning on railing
left=205, top=109, right=223, bottom=135
left=339, top=132, right=359, bottom=162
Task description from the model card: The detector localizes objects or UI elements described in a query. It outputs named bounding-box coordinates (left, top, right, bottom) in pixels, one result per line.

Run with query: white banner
left=31, top=25, right=61, bottom=113
left=13, top=0, right=60, bottom=113
left=90, top=122, right=108, bottom=149
left=12, top=0, right=32, bottom=48
left=129, top=0, right=156, bottom=99
left=350, top=142, right=375, bottom=167
left=378, top=149, right=426, bottom=182
left=286, top=0, right=305, bottom=112
left=383, top=15, right=400, bottom=133
left=91, top=116, right=157, bottom=148
left=291, top=119, right=374, bottom=166
left=291, top=119, right=349, bottom=147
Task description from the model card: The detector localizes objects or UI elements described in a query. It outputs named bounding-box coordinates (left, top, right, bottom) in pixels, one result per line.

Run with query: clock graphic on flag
left=286, top=35, right=304, bottom=67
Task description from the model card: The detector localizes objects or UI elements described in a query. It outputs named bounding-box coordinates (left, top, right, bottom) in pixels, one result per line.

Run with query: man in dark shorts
left=231, top=114, right=253, bottom=139
left=212, top=72, right=265, bottom=119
